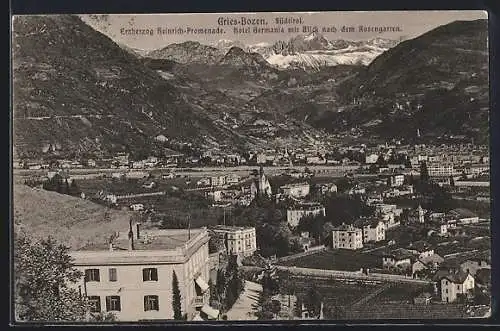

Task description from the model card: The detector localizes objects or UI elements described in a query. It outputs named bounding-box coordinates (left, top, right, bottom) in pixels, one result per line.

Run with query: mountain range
left=12, top=15, right=489, bottom=160
left=147, top=33, right=399, bottom=71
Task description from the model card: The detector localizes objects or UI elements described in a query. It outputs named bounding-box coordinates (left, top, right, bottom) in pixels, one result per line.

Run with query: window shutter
left=143, top=269, right=147, bottom=281
left=84, top=269, right=90, bottom=281
left=153, top=268, right=158, bottom=281
left=96, top=269, right=100, bottom=282
left=106, top=296, right=111, bottom=312
left=144, top=296, right=148, bottom=311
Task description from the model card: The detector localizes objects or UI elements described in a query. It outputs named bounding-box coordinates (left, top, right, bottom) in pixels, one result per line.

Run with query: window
left=109, top=268, right=117, bottom=282
left=144, top=295, right=159, bottom=311
left=85, top=269, right=100, bottom=282
left=457, top=285, right=460, bottom=290
left=445, top=289, right=448, bottom=294
left=143, top=268, right=158, bottom=281
left=88, top=296, right=101, bottom=313
left=105, top=296, right=121, bottom=312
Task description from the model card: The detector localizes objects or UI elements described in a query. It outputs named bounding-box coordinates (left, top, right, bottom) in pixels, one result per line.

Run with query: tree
left=376, top=154, right=387, bottom=166
left=172, top=270, right=182, bottom=320
left=420, top=161, right=429, bottom=182
left=69, top=180, right=81, bottom=196
left=14, top=232, right=88, bottom=322
left=303, top=284, right=322, bottom=317
left=368, top=164, right=378, bottom=174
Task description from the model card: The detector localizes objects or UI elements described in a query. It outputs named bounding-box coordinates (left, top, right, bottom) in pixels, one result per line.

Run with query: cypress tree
left=172, top=270, right=182, bottom=320
left=63, top=179, right=70, bottom=194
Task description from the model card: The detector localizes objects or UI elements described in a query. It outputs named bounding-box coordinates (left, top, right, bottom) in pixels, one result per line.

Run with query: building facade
left=70, top=226, right=216, bottom=321
left=361, top=220, right=386, bottom=243
left=332, top=224, right=363, bottom=250
left=440, top=272, right=475, bottom=303
left=286, top=203, right=326, bottom=227
left=211, top=225, right=257, bottom=257
left=280, top=182, right=310, bottom=199
left=390, top=174, right=405, bottom=187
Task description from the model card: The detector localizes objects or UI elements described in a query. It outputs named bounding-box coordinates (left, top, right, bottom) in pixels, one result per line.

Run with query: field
left=278, top=249, right=381, bottom=271
left=13, top=183, right=133, bottom=249
left=367, top=283, right=434, bottom=304
left=288, top=276, right=380, bottom=307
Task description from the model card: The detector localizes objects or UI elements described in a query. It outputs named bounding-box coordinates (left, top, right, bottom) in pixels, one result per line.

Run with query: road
left=225, top=280, right=262, bottom=321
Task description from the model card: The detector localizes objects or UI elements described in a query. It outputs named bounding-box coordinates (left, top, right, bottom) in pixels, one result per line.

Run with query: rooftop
left=439, top=269, right=471, bottom=284
left=210, top=225, right=255, bottom=232
left=77, top=228, right=206, bottom=251
left=280, top=182, right=310, bottom=189
left=332, top=224, right=362, bottom=232
left=407, top=240, right=433, bottom=252
left=383, top=248, right=415, bottom=260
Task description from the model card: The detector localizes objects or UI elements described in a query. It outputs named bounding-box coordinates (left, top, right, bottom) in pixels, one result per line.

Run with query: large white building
left=332, top=224, right=363, bottom=250
left=210, top=225, right=257, bottom=257
left=280, top=182, right=310, bottom=199
left=286, top=203, right=326, bottom=227
left=427, top=163, right=455, bottom=177
left=70, top=225, right=218, bottom=321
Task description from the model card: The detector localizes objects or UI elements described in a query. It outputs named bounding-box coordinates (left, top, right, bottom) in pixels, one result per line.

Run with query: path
left=349, top=283, right=393, bottom=308
left=274, top=265, right=433, bottom=285
left=225, top=280, right=263, bottom=321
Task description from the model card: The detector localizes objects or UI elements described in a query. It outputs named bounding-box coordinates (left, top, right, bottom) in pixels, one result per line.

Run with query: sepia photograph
left=11, top=10, right=492, bottom=323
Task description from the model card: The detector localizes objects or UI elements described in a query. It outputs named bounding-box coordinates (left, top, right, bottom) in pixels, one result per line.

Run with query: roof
left=440, top=270, right=472, bottom=284
left=332, top=224, right=362, bottom=232
left=383, top=248, right=414, bottom=260
left=77, top=228, right=206, bottom=251
left=280, top=182, right=310, bottom=189
left=420, top=254, right=444, bottom=265
left=407, top=240, right=433, bottom=252
left=210, top=225, right=255, bottom=232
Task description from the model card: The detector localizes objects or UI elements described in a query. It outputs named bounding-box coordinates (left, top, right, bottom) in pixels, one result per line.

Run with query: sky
left=79, top=11, right=487, bottom=51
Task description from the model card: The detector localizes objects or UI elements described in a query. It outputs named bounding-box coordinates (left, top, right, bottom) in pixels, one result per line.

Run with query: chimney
left=136, top=223, right=141, bottom=240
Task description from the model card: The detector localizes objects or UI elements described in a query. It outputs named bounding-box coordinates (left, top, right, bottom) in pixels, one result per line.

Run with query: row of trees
left=38, top=174, right=82, bottom=197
